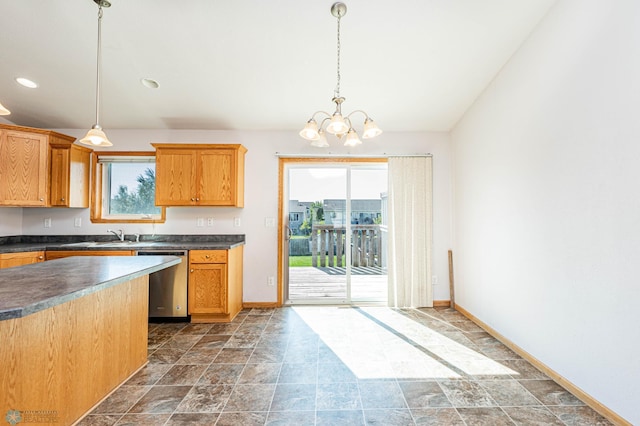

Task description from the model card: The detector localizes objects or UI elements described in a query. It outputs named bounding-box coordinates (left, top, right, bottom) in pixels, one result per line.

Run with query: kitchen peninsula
left=0, top=255, right=180, bottom=426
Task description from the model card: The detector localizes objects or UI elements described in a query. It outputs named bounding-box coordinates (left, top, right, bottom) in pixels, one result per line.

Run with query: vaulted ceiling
left=0, top=0, right=556, bottom=132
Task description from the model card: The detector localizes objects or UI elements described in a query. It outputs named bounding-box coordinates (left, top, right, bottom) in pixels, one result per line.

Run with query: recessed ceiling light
left=15, top=77, right=38, bottom=89
left=141, top=78, right=159, bottom=89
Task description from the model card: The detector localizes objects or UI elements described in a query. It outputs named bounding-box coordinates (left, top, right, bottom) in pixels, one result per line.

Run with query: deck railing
left=310, top=225, right=384, bottom=267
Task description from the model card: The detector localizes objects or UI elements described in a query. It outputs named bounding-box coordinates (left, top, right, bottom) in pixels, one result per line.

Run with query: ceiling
left=0, top=0, right=556, bottom=133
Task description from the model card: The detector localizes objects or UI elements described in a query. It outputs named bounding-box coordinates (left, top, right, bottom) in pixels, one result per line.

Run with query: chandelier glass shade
left=299, top=2, right=381, bottom=147
left=80, top=0, right=113, bottom=147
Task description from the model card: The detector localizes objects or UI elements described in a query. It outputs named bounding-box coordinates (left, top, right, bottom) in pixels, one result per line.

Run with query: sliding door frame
left=277, top=157, right=387, bottom=306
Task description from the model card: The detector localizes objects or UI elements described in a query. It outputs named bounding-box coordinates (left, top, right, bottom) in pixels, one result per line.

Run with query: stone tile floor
left=78, top=307, right=612, bottom=425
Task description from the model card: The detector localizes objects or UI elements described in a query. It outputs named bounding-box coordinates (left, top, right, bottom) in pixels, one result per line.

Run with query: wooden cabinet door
left=155, top=148, right=197, bottom=205
left=50, top=146, right=70, bottom=206
left=0, top=251, right=45, bottom=269
left=197, top=149, right=235, bottom=205
left=0, top=130, right=48, bottom=206
left=49, top=144, right=91, bottom=208
left=188, top=263, right=228, bottom=314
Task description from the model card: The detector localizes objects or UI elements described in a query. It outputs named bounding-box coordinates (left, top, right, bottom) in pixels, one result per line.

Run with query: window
left=289, top=213, right=300, bottom=222
left=91, top=152, right=166, bottom=223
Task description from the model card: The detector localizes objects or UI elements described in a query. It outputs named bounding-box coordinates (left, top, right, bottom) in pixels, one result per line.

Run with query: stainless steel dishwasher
left=136, top=250, right=188, bottom=319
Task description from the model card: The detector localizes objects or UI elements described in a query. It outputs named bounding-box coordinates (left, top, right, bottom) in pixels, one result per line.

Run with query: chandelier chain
left=334, top=14, right=341, bottom=99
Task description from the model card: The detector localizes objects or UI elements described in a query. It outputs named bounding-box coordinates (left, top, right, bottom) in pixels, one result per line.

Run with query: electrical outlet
left=44, top=218, right=52, bottom=228
left=432, top=275, right=438, bottom=285
left=196, top=218, right=205, bottom=227
left=74, top=218, right=82, bottom=227
left=207, top=217, right=214, bottom=226
left=267, top=276, right=275, bottom=286
left=234, top=217, right=241, bottom=227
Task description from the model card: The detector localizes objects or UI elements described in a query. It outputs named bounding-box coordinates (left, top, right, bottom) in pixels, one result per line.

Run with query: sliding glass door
left=282, top=160, right=387, bottom=305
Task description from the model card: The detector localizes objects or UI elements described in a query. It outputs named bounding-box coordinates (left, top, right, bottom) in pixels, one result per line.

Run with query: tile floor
left=78, top=307, right=612, bottom=425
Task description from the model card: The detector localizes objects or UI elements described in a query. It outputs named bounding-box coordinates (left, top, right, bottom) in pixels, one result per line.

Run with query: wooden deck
left=288, top=266, right=387, bottom=302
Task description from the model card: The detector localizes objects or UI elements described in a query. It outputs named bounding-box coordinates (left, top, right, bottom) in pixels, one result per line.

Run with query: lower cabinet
left=0, top=251, right=45, bottom=269
left=45, top=250, right=135, bottom=260
left=188, top=246, right=243, bottom=323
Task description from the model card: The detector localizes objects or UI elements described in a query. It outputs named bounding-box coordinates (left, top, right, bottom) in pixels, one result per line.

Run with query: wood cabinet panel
left=189, top=250, right=227, bottom=263
left=0, top=124, right=91, bottom=208
left=188, top=246, right=243, bottom=323
left=198, top=149, right=234, bottom=205
left=189, top=263, right=227, bottom=314
left=50, top=143, right=91, bottom=207
left=153, top=144, right=246, bottom=207
left=0, top=130, right=48, bottom=206
left=154, top=148, right=196, bottom=205
left=0, top=251, right=45, bottom=269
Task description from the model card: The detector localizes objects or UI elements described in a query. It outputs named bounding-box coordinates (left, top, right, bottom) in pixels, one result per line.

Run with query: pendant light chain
left=95, top=5, right=103, bottom=127
left=334, top=13, right=341, bottom=99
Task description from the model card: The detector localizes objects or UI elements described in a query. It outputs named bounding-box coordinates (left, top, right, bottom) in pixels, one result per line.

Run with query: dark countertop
left=0, top=255, right=181, bottom=321
left=0, top=234, right=245, bottom=254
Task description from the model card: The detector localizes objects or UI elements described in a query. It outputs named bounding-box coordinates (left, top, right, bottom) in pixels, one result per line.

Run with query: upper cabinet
left=0, top=124, right=91, bottom=208
left=153, top=144, right=247, bottom=207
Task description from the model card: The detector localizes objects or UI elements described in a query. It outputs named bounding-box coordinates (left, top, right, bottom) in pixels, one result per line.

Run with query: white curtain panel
left=387, top=156, right=433, bottom=308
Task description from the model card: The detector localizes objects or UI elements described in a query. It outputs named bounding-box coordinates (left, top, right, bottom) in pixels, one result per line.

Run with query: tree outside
left=299, top=200, right=324, bottom=235
left=110, top=168, right=161, bottom=215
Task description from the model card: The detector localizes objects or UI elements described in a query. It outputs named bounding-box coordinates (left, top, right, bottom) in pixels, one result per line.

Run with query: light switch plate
left=265, top=217, right=276, bottom=228
left=44, top=218, right=52, bottom=228
left=234, top=217, right=241, bottom=227
left=74, top=218, right=82, bottom=227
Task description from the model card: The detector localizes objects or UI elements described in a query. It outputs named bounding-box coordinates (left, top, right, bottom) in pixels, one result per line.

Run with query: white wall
left=15, top=129, right=452, bottom=303
left=451, top=0, right=640, bottom=423
left=0, top=208, right=23, bottom=236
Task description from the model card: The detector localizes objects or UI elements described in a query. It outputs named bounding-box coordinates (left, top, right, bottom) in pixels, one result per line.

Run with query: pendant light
left=80, top=0, right=113, bottom=147
left=299, top=2, right=382, bottom=147
left=0, top=102, right=10, bottom=116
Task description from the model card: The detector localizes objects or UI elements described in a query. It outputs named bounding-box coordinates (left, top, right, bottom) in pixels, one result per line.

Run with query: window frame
left=90, top=151, right=166, bottom=224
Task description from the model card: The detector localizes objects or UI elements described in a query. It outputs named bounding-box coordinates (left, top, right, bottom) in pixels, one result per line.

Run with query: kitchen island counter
left=0, top=255, right=179, bottom=425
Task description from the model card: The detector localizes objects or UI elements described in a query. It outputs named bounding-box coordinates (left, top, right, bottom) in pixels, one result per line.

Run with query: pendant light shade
left=310, top=130, right=330, bottom=148
left=80, top=0, right=113, bottom=147
left=362, top=118, right=382, bottom=139
left=0, top=102, right=10, bottom=116
left=299, top=119, right=320, bottom=140
left=79, top=125, right=112, bottom=147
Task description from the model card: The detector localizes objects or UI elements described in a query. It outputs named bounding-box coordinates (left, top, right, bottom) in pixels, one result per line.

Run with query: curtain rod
left=274, top=153, right=432, bottom=158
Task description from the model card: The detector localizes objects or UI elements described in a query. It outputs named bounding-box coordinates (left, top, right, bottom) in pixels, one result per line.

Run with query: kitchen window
left=90, top=152, right=166, bottom=223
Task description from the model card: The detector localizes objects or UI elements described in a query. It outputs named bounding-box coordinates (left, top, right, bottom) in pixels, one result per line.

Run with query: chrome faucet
left=107, top=229, right=125, bottom=242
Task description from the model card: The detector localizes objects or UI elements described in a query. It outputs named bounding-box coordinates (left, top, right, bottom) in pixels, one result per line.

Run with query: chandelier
left=80, top=0, right=113, bottom=147
left=299, top=2, right=382, bottom=148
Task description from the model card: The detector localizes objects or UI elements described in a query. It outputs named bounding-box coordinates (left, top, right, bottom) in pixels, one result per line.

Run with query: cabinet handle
left=61, top=197, right=65, bottom=202
left=38, top=256, right=43, bottom=260
left=191, top=197, right=195, bottom=201
left=196, top=198, right=200, bottom=201
left=39, top=198, right=44, bottom=201
left=190, top=269, right=194, bottom=273
left=205, top=255, right=210, bottom=258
